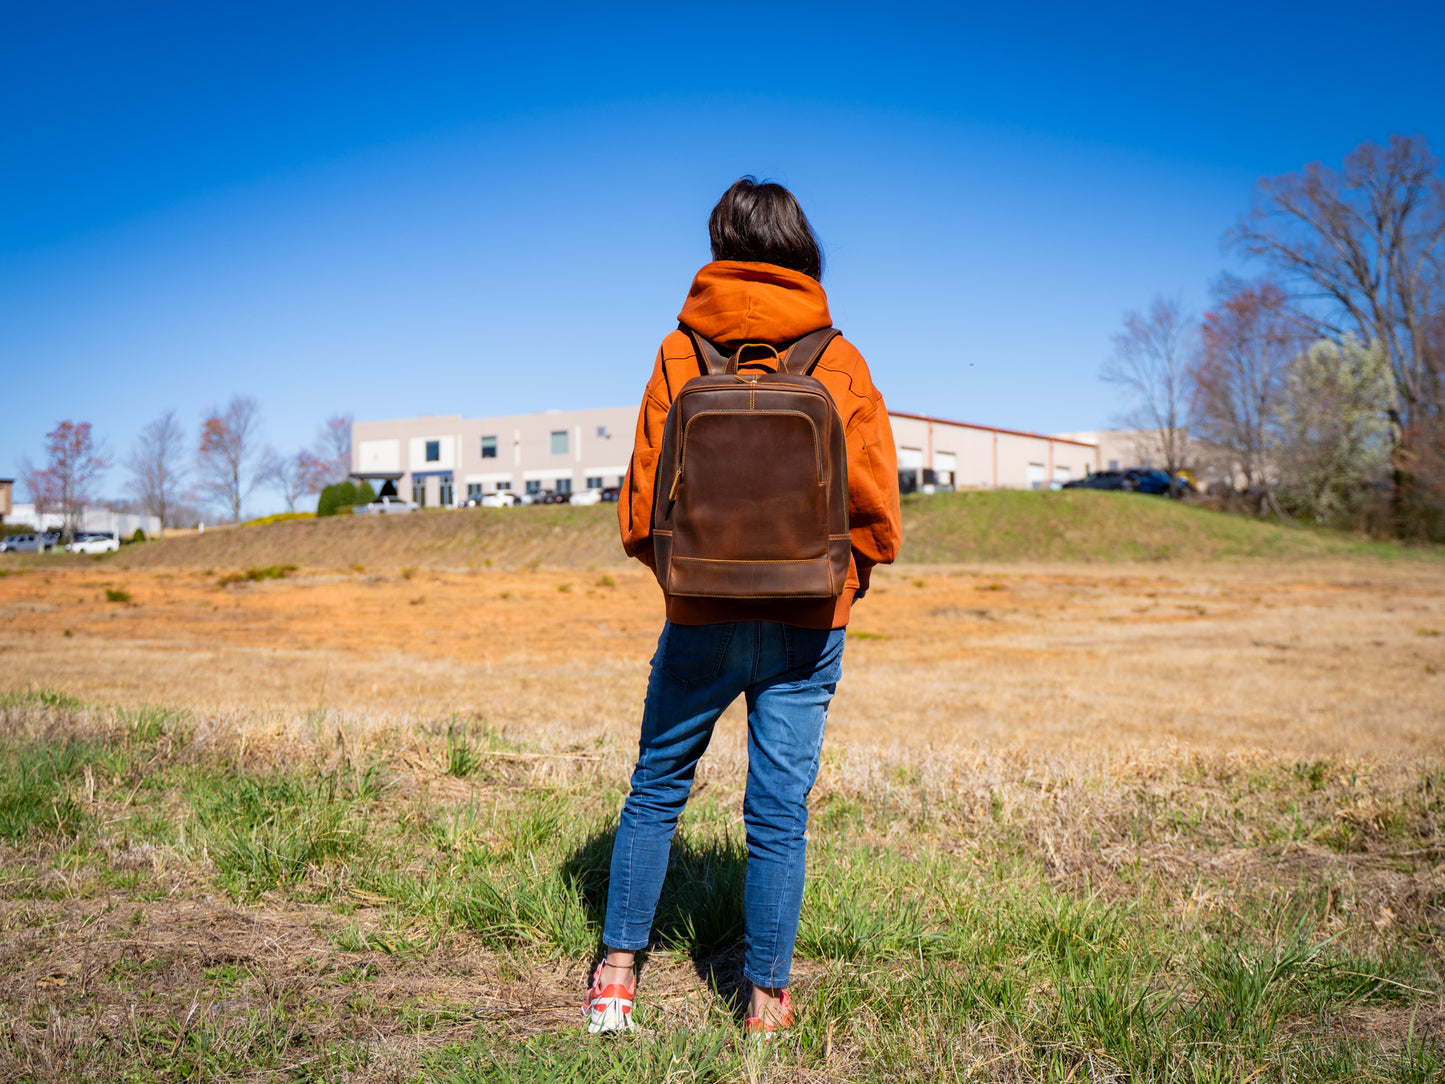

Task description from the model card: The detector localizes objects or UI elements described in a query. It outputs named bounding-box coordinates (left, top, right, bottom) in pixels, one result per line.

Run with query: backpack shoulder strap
left=680, top=325, right=733, bottom=375
left=781, top=327, right=840, bottom=376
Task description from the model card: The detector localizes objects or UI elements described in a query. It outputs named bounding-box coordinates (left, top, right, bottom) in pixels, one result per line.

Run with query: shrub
left=244, top=512, right=314, bottom=527
left=217, top=564, right=298, bottom=588
left=317, top=481, right=376, bottom=517
left=132, top=528, right=146, bottom=543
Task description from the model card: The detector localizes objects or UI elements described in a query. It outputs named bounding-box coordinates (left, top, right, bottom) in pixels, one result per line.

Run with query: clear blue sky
left=4, top=1, right=1442, bottom=515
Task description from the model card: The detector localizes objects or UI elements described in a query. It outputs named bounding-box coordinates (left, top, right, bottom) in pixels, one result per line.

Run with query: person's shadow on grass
left=562, top=819, right=752, bottom=1021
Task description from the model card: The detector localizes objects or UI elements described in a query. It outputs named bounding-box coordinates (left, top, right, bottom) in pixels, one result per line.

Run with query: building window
left=1108, top=459, right=1119, bottom=472
left=439, top=477, right=454, bottom=506
left=467, top=483, right=483, bottom=502
left=586, top=476, right=603, bottom=489
left=556, top=477, right=572, bottom=494
left=495, top=480, right=511, bottom=490
left=412, top=477, right=426, bottom=507
left=550, top=430, right=568, bottom=455
left=525, top=480, right=542, bottom=495
left=596, top=426, right=608, bottom=438
left=480, top=436, right=497, bottom=459
left=425, top=440, right=440, bottom=463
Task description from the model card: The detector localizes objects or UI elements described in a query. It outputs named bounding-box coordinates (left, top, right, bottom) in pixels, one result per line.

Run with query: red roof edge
left=888, top=411, right=1098, bottom=449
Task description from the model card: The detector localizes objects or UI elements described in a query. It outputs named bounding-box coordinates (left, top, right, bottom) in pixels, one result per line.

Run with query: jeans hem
left=742, top=966, right=791, bottom=989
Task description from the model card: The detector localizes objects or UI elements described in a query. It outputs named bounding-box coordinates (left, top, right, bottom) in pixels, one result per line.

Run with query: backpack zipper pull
left=669, top=469, right=683, bottom=501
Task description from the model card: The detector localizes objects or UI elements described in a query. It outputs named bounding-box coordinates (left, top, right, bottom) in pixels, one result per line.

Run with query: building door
left=898, top=447, right=923, bottom=494
left=934, top=452, right=956, bottom=490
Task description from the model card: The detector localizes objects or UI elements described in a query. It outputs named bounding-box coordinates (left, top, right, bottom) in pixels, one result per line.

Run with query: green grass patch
left=0, top=686, right=83, bottom=711
left=216, top=563, right=299, bottom=587
left=192, top=764, right=385, bottom=897
left=0, top=737, right=96, bottom=840
left=427, top=1026, right=743, bottom=1083
left=1, top=698, right=1440, bottom=1080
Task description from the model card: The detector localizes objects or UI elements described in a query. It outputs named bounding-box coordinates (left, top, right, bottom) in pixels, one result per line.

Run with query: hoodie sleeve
left=844, top=393, right=902, bottom=594
left=813, top=339, right=902, bottom=592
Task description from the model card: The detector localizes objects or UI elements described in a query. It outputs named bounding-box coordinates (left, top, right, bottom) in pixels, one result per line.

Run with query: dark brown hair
left=708, top=177, right=824, bottom=281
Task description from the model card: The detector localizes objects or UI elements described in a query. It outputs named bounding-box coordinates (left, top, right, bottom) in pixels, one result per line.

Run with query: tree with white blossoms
left=1276, top=335, right=1394, bottom=525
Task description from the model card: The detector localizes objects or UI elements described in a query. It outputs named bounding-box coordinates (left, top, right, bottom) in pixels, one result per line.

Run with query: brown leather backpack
left=651, top=326, right=851, bottom=599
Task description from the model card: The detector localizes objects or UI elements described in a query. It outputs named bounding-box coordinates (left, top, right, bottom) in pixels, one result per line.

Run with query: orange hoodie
left=619, top=261, right=902, bottom=628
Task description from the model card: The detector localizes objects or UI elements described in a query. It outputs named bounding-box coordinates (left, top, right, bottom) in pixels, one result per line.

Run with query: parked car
left=1, top=531, right=61, bottom=553
left=354, top=496, right=416, bottom=515
left=66, top=532, right=119, bottom=554
left=599, top=486, right=622, bottom=503
left=1064, top=469, right=1190, bottom=496
left=1063, top=471, right=1138, bottom=491
left=1131, top=469, right=1175, bottom=495
left=539, top=490, right=571, bottom=505
left=568, top=489, right=603, bottom=506
left=480, top=491, right=516, bottom=508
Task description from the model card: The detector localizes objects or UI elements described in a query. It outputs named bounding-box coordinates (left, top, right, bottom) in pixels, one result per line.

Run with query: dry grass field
left=1, top=557, right=1441, bottom=757
left=1, top=501, right=1443, bottom=1081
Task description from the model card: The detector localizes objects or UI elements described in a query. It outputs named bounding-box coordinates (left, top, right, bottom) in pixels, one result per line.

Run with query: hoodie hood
left=677, top=261, right=832, bottom=343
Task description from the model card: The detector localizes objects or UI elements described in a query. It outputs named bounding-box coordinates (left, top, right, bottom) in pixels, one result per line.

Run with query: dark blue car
left=1064, top=469, right=1186, bottom=495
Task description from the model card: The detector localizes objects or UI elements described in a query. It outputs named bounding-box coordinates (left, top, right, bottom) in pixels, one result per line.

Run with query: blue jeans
left=603, top=620, right=845, bottom=988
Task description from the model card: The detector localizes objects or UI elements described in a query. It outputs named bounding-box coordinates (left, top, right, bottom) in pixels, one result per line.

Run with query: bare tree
left=296, top=413, right=354, bottom=494
left=1229, top=135, right=1445, bottom=435
left=196, top=396, right=264, bottom=523
left=1191, top=280, right=1310, bottom=507
left=126, top=410, right=186, bottom=534
left=27, top=421, right=112, bottom=540
left=1102, top=296, right=1194, bottom=491
left=18, top=457, right=54, bottom=522
left=1395, top=309, right=1445, bottom=537
left=259, top=450, right=308, bottom=513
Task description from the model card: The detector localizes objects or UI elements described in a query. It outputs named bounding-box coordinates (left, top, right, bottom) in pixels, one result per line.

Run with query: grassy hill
left=12, top=491, right=1434, bottom=572
left=896, top=489, right=1433, bottom=563
left=106, top=505, right=628, bottom=571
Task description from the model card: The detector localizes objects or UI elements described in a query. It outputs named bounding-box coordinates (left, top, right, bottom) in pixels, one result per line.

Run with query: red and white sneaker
left=584, top=961, right=636, bottom=1034
left=744, top=989, right=794, bottom=1040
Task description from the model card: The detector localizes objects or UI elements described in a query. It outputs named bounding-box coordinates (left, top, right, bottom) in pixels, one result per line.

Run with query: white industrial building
left=6, top=502, right=162, bottom=538
left=352, top=407, right=637, bottom=507
left=352, top=406, right=1102, bottom=505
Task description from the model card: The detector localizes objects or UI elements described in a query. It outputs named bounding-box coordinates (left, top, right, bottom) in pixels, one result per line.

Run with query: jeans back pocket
left=659, top=622, right=736, bottom=688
